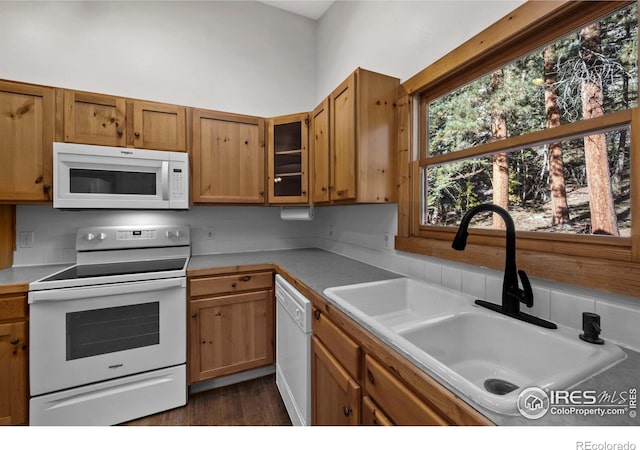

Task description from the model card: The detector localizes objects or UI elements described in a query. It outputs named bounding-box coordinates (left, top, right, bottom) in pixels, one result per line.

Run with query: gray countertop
left=188, top=248, right=640, bottom=426
left=3, top=248, right=638, bottom=426
left=0, top=263, right=72, bottom=289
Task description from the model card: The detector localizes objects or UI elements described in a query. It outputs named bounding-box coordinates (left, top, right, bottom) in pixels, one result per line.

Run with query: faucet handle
left=518, top=270, right=534, bottom=308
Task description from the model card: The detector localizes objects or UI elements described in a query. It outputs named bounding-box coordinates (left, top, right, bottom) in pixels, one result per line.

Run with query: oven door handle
left=28, top=278, right=185, bottom=304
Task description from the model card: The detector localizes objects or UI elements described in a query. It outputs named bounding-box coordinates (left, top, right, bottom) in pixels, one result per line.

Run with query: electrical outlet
left=206, top=227, right=215, bottom=240
left=19, top=231, right=34, bottom=248
left=383, top=232, right=392, bottom=250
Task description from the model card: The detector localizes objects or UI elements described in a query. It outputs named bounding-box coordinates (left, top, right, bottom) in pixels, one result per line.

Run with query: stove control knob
left=86, top=233, right=96, bottom=241
left=97, top=233, right=107, bottom=241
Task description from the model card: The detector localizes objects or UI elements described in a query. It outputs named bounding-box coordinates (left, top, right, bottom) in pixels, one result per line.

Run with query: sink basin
left=324, top=278, right=627, bottom=415
left=323, top=278, right=469, bottom=331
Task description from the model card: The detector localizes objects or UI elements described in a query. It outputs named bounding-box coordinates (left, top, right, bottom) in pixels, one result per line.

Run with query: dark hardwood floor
left=122, top=374, right=292, bottom=426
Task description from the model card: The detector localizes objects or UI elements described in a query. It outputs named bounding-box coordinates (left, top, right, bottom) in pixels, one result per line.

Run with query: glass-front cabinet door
left=267, top=113, right=309, bottom=204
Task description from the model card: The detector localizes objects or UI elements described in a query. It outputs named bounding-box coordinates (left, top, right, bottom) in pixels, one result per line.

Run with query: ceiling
left=259, top=1, right=335, bottom=20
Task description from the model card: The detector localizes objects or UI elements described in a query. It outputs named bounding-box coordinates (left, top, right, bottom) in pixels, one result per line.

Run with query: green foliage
left=424, top=2, right=637, bottom=235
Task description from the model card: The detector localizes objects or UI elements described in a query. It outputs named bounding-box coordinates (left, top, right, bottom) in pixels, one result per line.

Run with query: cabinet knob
left=191, top=313, right=198, bottom=319
left=35, top=176, right=43, bottom=184
left=241, top=275, right=252, bottom=282
left=231, top=282, right=237, bottom=288
left=314, top=309, right=321, bottom=320
left=321, top=187, right=327, bottom=192
left=301, top=190, right=306, bottom=195
left=337, top=190, right=344, bottom=196
left=117, top=129, right=123, bottom=136
left=134, top=131, right=141, bottom=138
left=367, top=369, right=375, bottom=385
left=259, top=191, right=265, bottom=196
left=10, top=338, right=20, bottom=345
left=343, top=406, right=351, bottom=417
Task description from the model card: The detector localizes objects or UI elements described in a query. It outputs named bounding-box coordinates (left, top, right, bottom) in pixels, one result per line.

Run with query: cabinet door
left=0, top=321, right=27, bottom=425
left=311, top=336, right=360, bottom=425
left=191, top=109, right=265, bottom=204
left=0, top=81, right=54, bottom=202
left=330, top=73, right=357, bottom=201
left=131, top=100, right=186, bottom=152
left=189, top=290, right=274, bottom=384
left=267, top=113, right=309, bottom=204
left=63, top=90, right=126, bottom=147
left=310, top=99, right=330, bottom=203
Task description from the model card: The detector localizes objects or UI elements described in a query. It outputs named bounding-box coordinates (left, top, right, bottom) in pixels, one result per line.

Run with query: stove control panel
left=76, top=225, right=190, bottom=251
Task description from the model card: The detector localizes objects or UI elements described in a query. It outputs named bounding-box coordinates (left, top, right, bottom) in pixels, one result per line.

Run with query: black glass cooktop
left=41, top=258, right=187, bottom=282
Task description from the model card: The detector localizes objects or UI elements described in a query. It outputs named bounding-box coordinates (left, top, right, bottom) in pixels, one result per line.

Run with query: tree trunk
left=579, top=23, right=619, bottom=236
left=543, top=44, right=570, bottom=227
left=490, top=70, right=508, bottom=229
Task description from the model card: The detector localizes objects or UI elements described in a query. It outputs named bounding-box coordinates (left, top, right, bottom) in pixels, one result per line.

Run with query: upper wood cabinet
left=62, top=90, right=186, bottom=152
left=311, top=68, right=399, bottom=204
left=191, top=109, right=265, bottom=204
left=0, top=81, right=54, bottom=202
left=267, top=113, right=309, bottom=204
left=310, top=99, right=330, bottom=204
left=130, top=100, right=186, bottom=151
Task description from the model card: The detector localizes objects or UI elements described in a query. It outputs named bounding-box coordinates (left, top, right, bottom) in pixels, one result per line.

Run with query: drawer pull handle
left=10, top=339, right=20, bottom=345
left=241, top=275, right=251, bottom=282
left=343, top=406, right=351, bottom=417
left=314, top=310, right=321, bottom=320
left=367, top=369, right=375, bottom=385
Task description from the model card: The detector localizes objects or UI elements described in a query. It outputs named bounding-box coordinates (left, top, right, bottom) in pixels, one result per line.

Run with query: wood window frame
left=396, top=0, right=640, bottom=299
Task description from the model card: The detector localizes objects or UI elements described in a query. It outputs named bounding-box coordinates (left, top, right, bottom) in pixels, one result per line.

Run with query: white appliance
left=28, top=225, right=190, bottom=426
left=53, top=142, right=189, bottom=209
left=275, top=275, right=312, bottom=426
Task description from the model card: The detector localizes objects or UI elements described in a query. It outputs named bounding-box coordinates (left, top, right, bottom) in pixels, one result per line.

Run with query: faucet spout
left=452, top=203, right=557, bottom=329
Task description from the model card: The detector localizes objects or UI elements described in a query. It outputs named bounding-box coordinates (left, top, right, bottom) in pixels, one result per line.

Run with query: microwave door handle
left=161, top=161, right=170, bottom=200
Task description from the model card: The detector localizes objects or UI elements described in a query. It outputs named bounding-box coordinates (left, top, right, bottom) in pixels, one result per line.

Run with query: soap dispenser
left=579, top=312, right=604, bottom=345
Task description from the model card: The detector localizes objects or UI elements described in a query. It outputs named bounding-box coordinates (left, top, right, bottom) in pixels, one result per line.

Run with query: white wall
left=0, top=1, right=316, bottom=116
left=316, top=0, right=525, bottom=101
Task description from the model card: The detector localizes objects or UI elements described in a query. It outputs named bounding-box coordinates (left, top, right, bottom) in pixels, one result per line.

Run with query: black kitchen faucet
left=452, top=203, right=557, bottom=329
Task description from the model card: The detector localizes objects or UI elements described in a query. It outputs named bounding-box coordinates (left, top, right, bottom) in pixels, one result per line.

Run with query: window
left=396, top=1, right=640, bottom=298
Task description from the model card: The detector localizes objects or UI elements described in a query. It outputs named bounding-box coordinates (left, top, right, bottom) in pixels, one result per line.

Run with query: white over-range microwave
left=53, top=142, right=189, bottom=209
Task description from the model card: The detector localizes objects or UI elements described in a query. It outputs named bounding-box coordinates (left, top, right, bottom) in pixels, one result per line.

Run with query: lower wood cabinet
left=188, top=271, right=274, bottom=384
left=0, top=292, right=28, bottom=425
left=362, top=395, right=392, bottom=426
left=311, top=336, right=360, bottom=425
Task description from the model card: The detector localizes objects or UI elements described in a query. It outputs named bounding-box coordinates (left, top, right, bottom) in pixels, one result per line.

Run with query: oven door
left=28, top=277, right=186, bottom=396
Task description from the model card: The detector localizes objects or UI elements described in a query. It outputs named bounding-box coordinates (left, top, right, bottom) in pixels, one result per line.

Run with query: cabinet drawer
left=312, top=308, right=360, bottom=380
left=0, top=295, right=27, bottom=322
left=362, top=395, right=393, bottom=426
left=189, top=271, right=273, bottom=297
left=364, top=354, right=448, bottom=426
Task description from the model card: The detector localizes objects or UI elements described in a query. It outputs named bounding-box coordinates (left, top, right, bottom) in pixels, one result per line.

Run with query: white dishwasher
left=275, top=275, right=312, bottom=426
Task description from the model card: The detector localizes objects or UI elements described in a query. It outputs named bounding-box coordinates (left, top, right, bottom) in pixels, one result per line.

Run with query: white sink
left=324, top=278, right=627, bottom=415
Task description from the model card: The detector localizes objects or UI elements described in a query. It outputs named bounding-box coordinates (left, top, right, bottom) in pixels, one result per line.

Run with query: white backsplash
left=13, top=202, right=640, bottom=352
left=13, top=205, right=316, bottom=266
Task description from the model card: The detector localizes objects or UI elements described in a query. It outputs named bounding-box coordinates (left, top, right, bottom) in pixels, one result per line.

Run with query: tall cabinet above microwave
left=53, top=142, right=189, bottom=209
